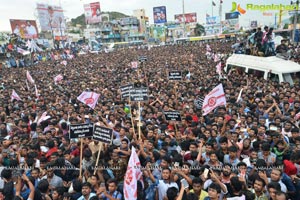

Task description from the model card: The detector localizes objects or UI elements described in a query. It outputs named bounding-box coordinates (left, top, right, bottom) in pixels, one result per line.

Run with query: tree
left=194, top=23, right=206, bottom=36
left=289, top=14, right=300, bottom=25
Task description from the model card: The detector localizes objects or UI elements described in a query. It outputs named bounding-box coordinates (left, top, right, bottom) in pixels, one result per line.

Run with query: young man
left=189, top=177, right=208, bottom=200
left=98, top=179, right=122, bottom=200
left=204, top=183, right=221, bottom=200
left=78, top=182, right=96, bottom=200
left=157, top=168, right=178, bottom=200
left=251, top=177, right=268, bottom=200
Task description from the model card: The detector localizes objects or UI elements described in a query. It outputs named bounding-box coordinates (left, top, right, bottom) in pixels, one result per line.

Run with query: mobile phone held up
left=181, top=179, right=189, bottom=189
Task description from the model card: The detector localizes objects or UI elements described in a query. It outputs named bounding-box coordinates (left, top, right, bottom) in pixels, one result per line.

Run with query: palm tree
left=194, top=23, right=206, bottom=36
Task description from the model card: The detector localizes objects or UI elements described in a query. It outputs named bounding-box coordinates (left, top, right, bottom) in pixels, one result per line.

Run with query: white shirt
left=26, top=25, right=37, bottom=36
left=267, top=178, right=287, bottom=192
left=157, top=180, right=178, bottom=200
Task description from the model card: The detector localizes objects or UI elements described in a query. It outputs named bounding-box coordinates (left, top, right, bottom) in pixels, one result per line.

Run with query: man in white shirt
left=157, top=168, right=178, bottom=200
left=25, top=21, right=37, bottom=38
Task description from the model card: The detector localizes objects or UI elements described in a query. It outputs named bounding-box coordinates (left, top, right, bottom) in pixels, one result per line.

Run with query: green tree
left=194, top=23, right=206, bottom=36
left=289, top=14, right=300, bottom=24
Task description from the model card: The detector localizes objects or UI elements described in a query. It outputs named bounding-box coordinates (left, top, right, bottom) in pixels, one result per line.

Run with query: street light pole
left=292, top=0, right=299, bottom=43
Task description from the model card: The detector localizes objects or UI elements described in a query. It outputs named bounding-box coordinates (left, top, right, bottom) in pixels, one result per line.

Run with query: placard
left=138, top=56, right=148, bottom=62
left=93, top=125, right=113, bottom=144
left=164, top=111, right=182, bottom=121
left=120, top=84, right=134, bottom=99
left=168, top=71, right=182, bottom=81
left=69, top=123, right=94, bottom=139
left=130, top=87, right=148, bottom=102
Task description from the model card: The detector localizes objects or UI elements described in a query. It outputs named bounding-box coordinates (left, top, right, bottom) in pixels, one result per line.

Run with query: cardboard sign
left=168, top=71, right=182, bottom=81
left=138, top=56, right=148, bottom=62
left=69, top=123, right=94, bottom=139
left=93, top=125, right=113, bottom=144
left=130, top=87, right=148, bottom=102
left=164, top=111, right=182, bottom=121
left=120, top=84, right=134, bottom=99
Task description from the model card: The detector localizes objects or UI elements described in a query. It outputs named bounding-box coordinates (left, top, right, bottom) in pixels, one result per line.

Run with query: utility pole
left=291, top=0, right=299, bottom=43
left=219, top=0, right=223, bottom=34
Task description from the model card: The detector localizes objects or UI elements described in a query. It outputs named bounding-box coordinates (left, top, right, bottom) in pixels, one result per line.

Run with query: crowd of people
left=0, top=37, right=299, bottom=200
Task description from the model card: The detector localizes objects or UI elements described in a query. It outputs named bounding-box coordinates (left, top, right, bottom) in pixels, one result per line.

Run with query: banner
left=164, top=111, right=182, bottom=121
left=36, top=3, right=66, bottom=33
left=202, top=84, right=226, bottom=116
left=168, top=71, right=182, bottom=81
left=10, top=19, right=38, bottom=39
left=84, top=2, right=101, bottom=24
left=120, top=84, right=134, bottom=99
left=69, top=123, right=94, bottom=139
left=153, top=6, right=167, bottom=24
left=130, top=88, right=148, bottom=102
left=174, top=13, right=197, bottom=23
left=206, top=16, right=220, bottom=25
left=93, top=125, right=113, bottom=144
left=224, top=19, right=239, bottom=31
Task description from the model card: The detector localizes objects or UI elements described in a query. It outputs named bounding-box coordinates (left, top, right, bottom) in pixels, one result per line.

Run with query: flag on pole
left=124, top=146, right=143, bottom=200
left=61, top=60, right=67, bottom=66
left=77, top=91, right=100, bottom=109
left=26, top=71, right=35, bottom=84
left=202, top=84, right=226, bottom=116
left=11, top=90, right=22, bottom=101
left=212, top=1, right=216, bottom=6
left=214, top=54, right=220, bottom=62
left=54, top=74, right=64, bottom=84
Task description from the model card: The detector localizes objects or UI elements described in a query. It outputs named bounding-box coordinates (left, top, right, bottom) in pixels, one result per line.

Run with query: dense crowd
left=0, top=39, right=300, bottom=200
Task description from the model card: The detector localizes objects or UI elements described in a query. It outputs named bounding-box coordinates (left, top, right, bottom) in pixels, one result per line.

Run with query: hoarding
left=37, top=3, right=66, bottom=31
left=84, top=2, right=101, bottom=24
left=174, top=13, right=197, bottom=23
left=206, top=16, right=220, bottom=25
left=153, top=6, right=167, bottom=24
left=150, top=27, right=166, bottom=42
left=225, top=12, right=239, bottom=20
left=10, top=19, right=38, bottom=39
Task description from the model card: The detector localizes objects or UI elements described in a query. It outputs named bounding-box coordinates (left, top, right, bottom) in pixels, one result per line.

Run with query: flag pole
left=79, top=138, right=83, bottom=178
left=94, top=142, right=103, bottom=175
left=138, top=101, right=141, bottom=140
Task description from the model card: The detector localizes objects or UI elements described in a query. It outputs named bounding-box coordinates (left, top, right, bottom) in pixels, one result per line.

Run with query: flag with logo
left=11, top=90, right=22, bottom=101
left=77, top=91, right=100, bottom=109
left=54, top=74, right=64, bottom=84
left=124, top=146, right=143, bottom=200
left=26, top=71, right=35, bottom=84
left=17, top=47, right=30, bottom=55
left=131, top=61, right=138, bottom=69
left=202, top=84, right=226, bottom=116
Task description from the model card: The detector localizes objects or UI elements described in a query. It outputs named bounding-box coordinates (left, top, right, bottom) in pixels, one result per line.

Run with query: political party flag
left=124, top=146, right=143, bottom=200
left=202, top=84, right=226, bottom=116
left=54, top=74, right=64, bottom=84
left=206, top=44, right=211, bottom=52
left=37, top=111, right=51, bottom=125
left=77, top=91, right=100, bottom=109
left=214, top=54, right=220, bottom=62
left=131, top=61, right=138, bottom=69
left=11, top=90, right=22, bottom=101
left=26, top=71, right=35, bottom=84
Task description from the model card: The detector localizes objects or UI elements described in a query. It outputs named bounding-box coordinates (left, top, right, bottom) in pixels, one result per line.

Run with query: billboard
left=153, top=6, right=167, bottom=24
left=225, top=12, right=239, bottom=20
left=150, top=27, right=166, bottom=42
left=206, top=16, right=220, bottom=25
left=10, top=19, right=38, bottom=39
left=84, top=2, right=101, bottom=24
left=37, top=3, right=66, bottom=31
left=223, top=19, right=239, bottom=32
left=174, top=13, right=197, bottom=23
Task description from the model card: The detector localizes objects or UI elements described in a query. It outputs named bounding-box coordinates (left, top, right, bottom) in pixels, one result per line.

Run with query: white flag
left=54, top=74, right=63, bottom=84
left=77, top=91, right=100, bottom=109
left=124, top=146, right=143, bottom=200
left=37, top=111, right=51, bottom=125
left=216, top=62, right=222, bottom=76
left=11, top=90, right=22, bottom=101
left=131, top=61, right=138, bottom=69
left=35, top=84, right=40, bottom=98
left=26, top=71, right=35, bottom=84
left=202, top=84, right=226, bottom=116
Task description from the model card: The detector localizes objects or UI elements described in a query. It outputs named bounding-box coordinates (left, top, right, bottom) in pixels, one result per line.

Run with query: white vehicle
left=225, top=54, right=300, bottom=85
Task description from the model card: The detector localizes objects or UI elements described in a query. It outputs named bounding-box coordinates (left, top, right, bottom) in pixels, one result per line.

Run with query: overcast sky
left=0, top=0, right=292, bottom=32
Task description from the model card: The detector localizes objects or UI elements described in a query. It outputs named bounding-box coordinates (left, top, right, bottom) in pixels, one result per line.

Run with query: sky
left=0, top=0, right=293, bottom=32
